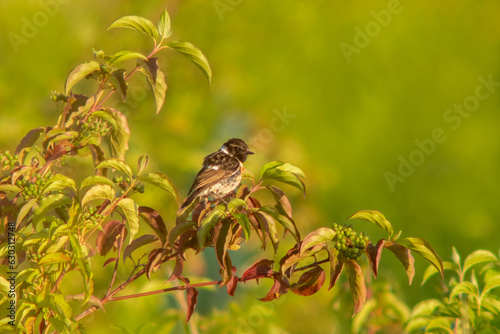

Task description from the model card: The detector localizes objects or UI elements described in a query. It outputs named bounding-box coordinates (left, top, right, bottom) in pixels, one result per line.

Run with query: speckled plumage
left=181, top=138, right=254, bottom=209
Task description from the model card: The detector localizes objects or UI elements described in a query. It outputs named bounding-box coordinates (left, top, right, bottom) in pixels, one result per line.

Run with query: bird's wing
left=187, top=153, right=240, bottom=195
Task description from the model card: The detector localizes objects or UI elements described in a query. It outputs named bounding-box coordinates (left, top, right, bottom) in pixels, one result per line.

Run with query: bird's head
left=220, top=138, right=254, bottom=162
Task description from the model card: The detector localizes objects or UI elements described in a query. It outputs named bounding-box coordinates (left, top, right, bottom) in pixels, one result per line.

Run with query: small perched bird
left=181, top=138, right=254, bottom=209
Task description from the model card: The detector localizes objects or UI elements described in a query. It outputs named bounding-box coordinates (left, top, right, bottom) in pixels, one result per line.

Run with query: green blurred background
left=1, top=0, right=500, bottom=332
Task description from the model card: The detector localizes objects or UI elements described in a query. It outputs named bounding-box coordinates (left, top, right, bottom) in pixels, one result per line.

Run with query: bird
left=181, top=138, right=254, bottom=209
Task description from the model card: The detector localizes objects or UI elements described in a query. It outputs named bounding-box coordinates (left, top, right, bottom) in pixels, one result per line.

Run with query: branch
left=108, top=280, right=222, bottom=301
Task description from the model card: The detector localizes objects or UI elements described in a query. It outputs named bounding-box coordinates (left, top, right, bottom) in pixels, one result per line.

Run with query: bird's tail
left=180, top=191, right=198, bottom=209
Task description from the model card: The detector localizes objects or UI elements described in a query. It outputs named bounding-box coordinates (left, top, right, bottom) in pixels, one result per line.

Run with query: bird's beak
left=246, top=150, right=254, bottom=155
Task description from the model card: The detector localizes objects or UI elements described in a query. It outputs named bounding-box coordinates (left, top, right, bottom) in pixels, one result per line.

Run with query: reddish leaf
left=15, top=127, right=46, bottom=155
left=103, top=257, right=117, bottom=268
left=365, top=239, right=387, bottom=278
left=185, top=287, right=198, bottom=323
left=226, top=266, right=238, bottom=296
left=141, top=57, right=159, bottom=83
left=290, top=266, right=325, bottom=296
left=95, top=220, right=125, bottom=256
left=329, top=249, right=344, bottom=290
left=178, top=229, right=198, bottom=255
left=399, top=237, right=443, bottom=279
left=169, top=221, right=195, bottom=247
left=241, top=259, right=274, bottom=282
left=345, top=259, right=367, bottom=317
left=249, top=214, right=266, bottom=248
left=214, top=218, right=233, bottom=285
left=236, top=184, right=250, bottom=200
left=279, top=245, right=300, bottom=277
left=39, top=319, right=48, bottom=334
left=167, top=257, right=184, bottom=282
left=138, top=206, right=168, bottom=245
left=145, top=248, right=166, bottom=280
left=247, top=196, right=262, bottom=209
left=254, top=211, right=279, bottom=253
left=266, top=185, right=293, bottom=218
left=122, top=234, right=159, bottom=262
left=387, top=243, right=415, bottom=284
left=46, top=144, right=71, bottom=162
left=259, top=275, right=289, bottom=302
left=192, top=200, right=209, bottom=225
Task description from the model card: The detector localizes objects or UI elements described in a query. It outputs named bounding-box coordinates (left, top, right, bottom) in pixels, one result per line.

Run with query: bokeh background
left=1, top=0, right=500, bottom=333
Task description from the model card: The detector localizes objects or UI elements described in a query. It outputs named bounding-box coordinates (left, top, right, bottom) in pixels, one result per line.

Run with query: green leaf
left=300, top=227, right=336, bottom=256
left=345, top=259, right=367, bottom=317
left=421, top=261, right=457, bottom=285
left=41, top=174, right=77, bottom=194
left=348, top=210, right=394, bottom=239
left=33, top=194, right=72, bottom=221
left=482, top=275, right=500, bottom=297
left=232, top=213, right=251, bottom=241
left=117, top=198, right=140, bottom=244
left=158, top=9, right=172, bottom=39
left=50, top=293, right=73, bottom=318
left=108, top=50, right=148, bottom=66
left=227, top=198, right=247, bottom=210
left=166, top=40, right=212, bottom=85
left=109, top=69, right=127, bottom=102
left=408, top=299, right=442, bottom=318
left=80, top=175, right=114, bottom=191
left=65, top=60, right=101, bottom=95
left=108, top=15, right=159, bottom=41
left=261, top=162, right=306, bottom=195
left=45, top=236, right=69, bottom=254
left=39, top=252, right=71, bottom=265
left=400, top=237, right=443, bottom=278
left=66, top=294, right=104, bottom=310
left=92, top=109, right=130, bottom=160
left=137, top=154, right=149, bottom=176
left=449, top=281, right=478, bottom=299
left=16, top=198, right=36, bottom=227
left=197, top=206, right=224, bottom=250
left=275, top=162, right=306, bottom=178
left=425, top=318, right=453, bottom=333
left=463, top=250, right=498, bottom=275
left=451, top=246, right=461, bottom=267
left=0, top=184, right=21, bottom=194
left=95, top=158, right=133, bottom=178
left=147, top=68, right=167, bottom=113
left=81, top=184, right=115, bottom=207
left=139, top=172, right=179, bottom=204
left=260, top=161, right=283, bottom=176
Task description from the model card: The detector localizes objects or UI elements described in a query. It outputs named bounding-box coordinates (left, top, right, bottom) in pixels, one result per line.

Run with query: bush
left=0, top=8, right=465, bottom=334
